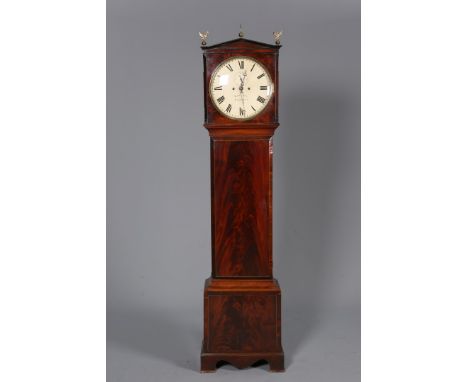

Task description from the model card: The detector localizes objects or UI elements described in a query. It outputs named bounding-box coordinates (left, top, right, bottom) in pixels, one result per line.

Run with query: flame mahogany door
left=200, top=37, right=284, bottom=372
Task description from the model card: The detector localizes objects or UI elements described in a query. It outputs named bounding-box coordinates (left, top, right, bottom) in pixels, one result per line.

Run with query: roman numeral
left=257, top=96, right=266, bottom=104
left=257, top=73, right=265, bottom=79
left=250, top=63, right=256, bottom=72
left=238, top=60, right=244, bottom=69
left=239, top=108, right=245, bottom=117
left=251, top=105, right=256, bottom=112
left=217, top=96, right=225, bottom=104
left=260, top=85, right=268, bottom=90
left=214, top=86, right=222, bottom=90
left=226, top=104, right=232, bottom=113
left=226, top=64, right=233, bottom=71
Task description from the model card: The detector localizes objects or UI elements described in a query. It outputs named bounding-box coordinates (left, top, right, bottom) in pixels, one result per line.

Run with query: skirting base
left=200, top=349, right=284, bottom=372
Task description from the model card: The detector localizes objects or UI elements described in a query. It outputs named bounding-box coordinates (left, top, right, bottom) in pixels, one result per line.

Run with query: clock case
left=200, top=38, right=284, bottom=372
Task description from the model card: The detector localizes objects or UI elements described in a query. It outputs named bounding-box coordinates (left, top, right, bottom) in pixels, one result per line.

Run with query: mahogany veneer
left=201, top=278, right=283, bottom=372
left=200, top=38, right=284, bottom=372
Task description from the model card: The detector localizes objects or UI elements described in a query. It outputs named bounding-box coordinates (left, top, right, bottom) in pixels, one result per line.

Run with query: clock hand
left=239, top=75, right=244, bottom=92
left=239, top=71, right=248, bottom=97
left=238, top=77, right=245, bottom=107
left=238, top=73, right=246, bottom=108
left=242, top=72, right=248, bottom=92
left=239, top=77, right=244, bottom=95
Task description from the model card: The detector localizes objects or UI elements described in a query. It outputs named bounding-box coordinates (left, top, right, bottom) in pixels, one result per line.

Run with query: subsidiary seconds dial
left=209, top=56, right=274, bottom=120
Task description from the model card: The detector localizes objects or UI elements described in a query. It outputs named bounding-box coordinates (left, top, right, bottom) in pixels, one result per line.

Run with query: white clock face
left=209, top=56, right=274, bottom=120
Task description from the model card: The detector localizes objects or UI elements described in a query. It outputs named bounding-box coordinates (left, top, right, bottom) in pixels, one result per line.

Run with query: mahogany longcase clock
left=199, top=32, right=284, bottom=373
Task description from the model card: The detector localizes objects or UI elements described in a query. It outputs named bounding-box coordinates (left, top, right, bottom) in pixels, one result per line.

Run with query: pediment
left=202, top=38, right=280, bottom=51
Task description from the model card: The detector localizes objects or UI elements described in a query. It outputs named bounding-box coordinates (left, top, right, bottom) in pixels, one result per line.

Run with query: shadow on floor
left=107, top=306, right=201, bottom=371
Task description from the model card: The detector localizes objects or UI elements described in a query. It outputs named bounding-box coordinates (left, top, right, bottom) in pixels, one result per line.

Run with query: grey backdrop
left=107, top=0, right=360, bottom=381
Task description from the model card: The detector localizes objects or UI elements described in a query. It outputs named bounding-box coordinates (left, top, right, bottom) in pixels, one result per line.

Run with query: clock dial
left=209, top=56, right=274, bottom=120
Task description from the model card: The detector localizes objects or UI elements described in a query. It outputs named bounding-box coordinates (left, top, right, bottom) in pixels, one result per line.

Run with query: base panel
left=201, top=277, right=284, bottom=372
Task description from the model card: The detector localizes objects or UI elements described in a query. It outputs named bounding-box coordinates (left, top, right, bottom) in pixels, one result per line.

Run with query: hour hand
left=238, top=77, right=244, bottom=93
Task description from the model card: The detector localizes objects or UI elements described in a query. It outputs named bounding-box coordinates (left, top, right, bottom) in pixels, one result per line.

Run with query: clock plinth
left=200, top=278, right=284, bottom=372
left=200, top=37, right=283, bottom=372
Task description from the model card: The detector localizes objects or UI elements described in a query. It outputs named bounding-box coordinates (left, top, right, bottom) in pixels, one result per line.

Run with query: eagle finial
left=273, top=30, right=283, bottom=45
left=199, top=31, right=209, bottom=46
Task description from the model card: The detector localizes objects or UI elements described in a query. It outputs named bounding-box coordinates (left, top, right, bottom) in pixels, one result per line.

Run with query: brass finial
left=199, top=31, right=209, bottom=46
left=273, top=30, right=283, bottom=45
left=239, top=24, right=244, bottom=38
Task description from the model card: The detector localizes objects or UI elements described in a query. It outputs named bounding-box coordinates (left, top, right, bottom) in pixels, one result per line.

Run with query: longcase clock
left=199, top=32, right=284, bottom=372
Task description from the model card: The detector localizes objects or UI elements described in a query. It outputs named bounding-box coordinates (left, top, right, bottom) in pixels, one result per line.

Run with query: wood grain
left=209, top=295, right=276, bottom=352
left=201, top=278, right=284, bottom=372
left=212, top=139, right=271, bottom=277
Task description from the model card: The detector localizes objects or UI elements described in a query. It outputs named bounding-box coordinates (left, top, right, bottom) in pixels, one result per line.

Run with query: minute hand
left=239, top=75, right=246, bottom=107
